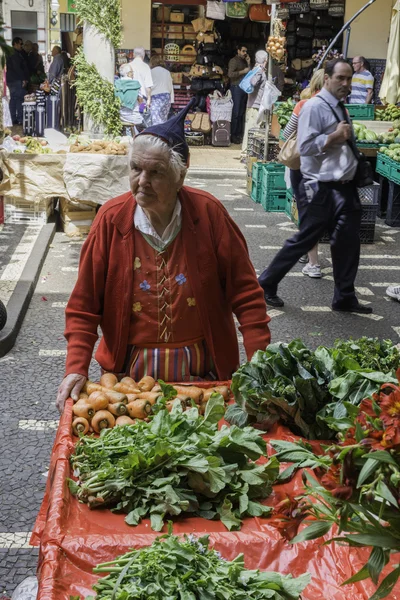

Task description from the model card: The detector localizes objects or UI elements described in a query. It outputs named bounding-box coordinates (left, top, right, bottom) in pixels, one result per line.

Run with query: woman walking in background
left=281, top=68, right=325, bottom=278
left=149, top=56, right=174, bottom=125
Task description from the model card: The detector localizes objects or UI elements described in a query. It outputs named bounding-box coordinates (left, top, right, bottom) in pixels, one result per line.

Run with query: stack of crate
left=250, top=162, right=286, bottom=212
left=4, top=197, right=54, bottom=224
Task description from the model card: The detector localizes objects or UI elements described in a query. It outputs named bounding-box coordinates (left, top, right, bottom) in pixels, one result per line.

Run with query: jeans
left=230, top=84, right=247, bottom=141
left=8, top=81, right=25, bottom=124
left=258, top=180, right=362, bottom=308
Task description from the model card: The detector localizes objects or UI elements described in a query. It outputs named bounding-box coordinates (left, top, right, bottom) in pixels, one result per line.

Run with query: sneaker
left=298, top=255, right=309, bottom=264
left=387, top=286, right=400, bottom=301
left=302, top=264, right=322, bottom=278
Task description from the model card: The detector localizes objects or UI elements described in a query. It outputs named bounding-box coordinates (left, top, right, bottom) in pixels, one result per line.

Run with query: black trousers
left=258, top=180, right=362, bottom=308
left=230, top=84, right=247, bottom=140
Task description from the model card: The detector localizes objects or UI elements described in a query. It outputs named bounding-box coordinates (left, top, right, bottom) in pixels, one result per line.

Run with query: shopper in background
left=29, top=43, right=45, bottom=76
left=48, top=46, right=64, bottom=83
left=348, top=56, right=374, bottom=104
left=228, top=44, right=250, bottom=145
left=129, top=47, right=153, bottom=108
left=6, top=37, right=30, bottom=125
left=149, top=56, right=174, bottom=125
left=115, top=63, right=143, bottom=131
left=281, top=68, right=325, bottom=278
left=241, top=50, right=268, bottom=159
left=22, top=40, right=33, bottom=75
left=259, top=58, right=372, bottom=315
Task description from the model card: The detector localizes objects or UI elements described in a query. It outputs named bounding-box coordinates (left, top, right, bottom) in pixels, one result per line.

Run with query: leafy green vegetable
left=85, top=533, right=311, bottom=600
left=69, top=396, right=279, bottom=531
left=227, top=338, right=399, bottom=439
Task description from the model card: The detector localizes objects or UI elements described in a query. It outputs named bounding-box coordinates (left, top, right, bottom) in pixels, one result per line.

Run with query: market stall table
left=31, top=394, right=400, bottom=600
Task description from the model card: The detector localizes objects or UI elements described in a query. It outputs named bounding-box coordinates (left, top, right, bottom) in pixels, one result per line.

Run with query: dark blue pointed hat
left=138, top=97, right=196, bottom=164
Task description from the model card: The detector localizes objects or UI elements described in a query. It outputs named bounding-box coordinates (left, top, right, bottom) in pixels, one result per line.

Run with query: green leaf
left=158, top=379, right=177, bottom=400
left=204, top=393, right=225, bottom=424
left=246, top=500, right=272, bottom=518
left=376, top=481, right=398, bottom=507
left=364, top=451, right=399, bottom=467
left=150, top=512, right=165, bottom=531
left=345, top=533, right=400, bottom=550
left=67, top=478, right=79, bottom=495
left=357, top=457, right=378, bottom=487
left=224, top=403, right=249, bottom=427
left=341, top=565, right=370, bottom=585
left=369, top=565, right=400, bottom=600
left=368, top=547, right=389, bottom=585
left=276, top=463, right=298, bottom=484
left=291, top=521, right=332, bottom=544
left=217, top=499, right=242, bottom=531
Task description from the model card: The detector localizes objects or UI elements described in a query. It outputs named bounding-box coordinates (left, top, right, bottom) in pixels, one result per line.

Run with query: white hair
left=119, top=63, right=132, bottom=77
left=255, top=50, right=268, bottom=65
left=130, top=135, right=188, bottom=183
left=133, top=47, right=146, bottom=59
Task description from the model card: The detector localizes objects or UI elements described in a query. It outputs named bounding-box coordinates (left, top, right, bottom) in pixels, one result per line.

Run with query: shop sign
left=68, top=0, right=77, bottom=13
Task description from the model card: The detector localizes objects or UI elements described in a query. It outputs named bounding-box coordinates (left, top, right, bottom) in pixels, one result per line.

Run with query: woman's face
left=129, top=146, right=184, bottom=215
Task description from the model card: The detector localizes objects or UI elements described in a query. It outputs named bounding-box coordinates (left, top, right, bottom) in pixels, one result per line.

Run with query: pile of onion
left=266, top=36, right=286, bottom=62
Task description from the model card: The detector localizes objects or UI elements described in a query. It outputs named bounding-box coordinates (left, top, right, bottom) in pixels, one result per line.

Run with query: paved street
left=1, top=174, right=400, bottom=595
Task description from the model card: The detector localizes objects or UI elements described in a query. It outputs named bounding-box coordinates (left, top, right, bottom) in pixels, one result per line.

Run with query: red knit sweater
left=64, top=187, right=271, bottom=380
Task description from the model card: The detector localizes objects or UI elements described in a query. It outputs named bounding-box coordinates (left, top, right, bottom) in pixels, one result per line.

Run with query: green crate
left=345, top=104, right=375, bottom=120
left=250, top=180, right=261, bottom=203
left=376, top=152, right=394, bottom=178
left=251, top=161, right=266, bottom=185
left=260, top=189, right=286, bottom=212
left=261, top=163, right=286, bottom=193
left=285, top=188, right=293, bottom=218
left=389, top=160, right=400, bottom=185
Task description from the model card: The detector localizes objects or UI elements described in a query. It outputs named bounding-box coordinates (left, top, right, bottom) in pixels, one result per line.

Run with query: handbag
left=296, top=26, right=314, bottom=38
left=310, top=0, right=329, bottom=8
left=328, top=2, right=345, bottom=16
left=317, top=96, right=374, bottom=187
left=278, top=130, right=300, bottom=170
left=206, top=0, right=226, bottom=20
left=239, top=65, right=261, bottom=93
left=276, top=6, right=290, bottom=19
left=296, top=12, right=315, bottom=25
left=249, top=4, right=271, bottom=21
left=287, top=20, right=296, bottom=33
left=289, top=2, right=310, bottom=14
left=191, top=17, right=214, bottom=33
left=225, top=2, right=249, bottom=18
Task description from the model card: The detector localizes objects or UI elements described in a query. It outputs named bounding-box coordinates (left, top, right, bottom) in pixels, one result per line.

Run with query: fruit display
left=71, top=374, right=230, bottom=436
left=375, top=103, right=400, bottom=122
left=353, top=121, right=379, bottom=143
left=379, top=143, right=400, bottom=162
left=273, top=99, right=295, bottom=128
left=11, top=136, right=51, bottom=154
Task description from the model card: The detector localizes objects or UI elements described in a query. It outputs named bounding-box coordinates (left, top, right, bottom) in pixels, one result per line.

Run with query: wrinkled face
left=129, top=146, right=183, bottom=215
left=325, top=62, right=353, bottom=100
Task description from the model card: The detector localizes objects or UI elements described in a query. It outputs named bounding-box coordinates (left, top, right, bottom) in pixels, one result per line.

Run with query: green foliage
left=75, top=0, right=122, bottom=47
left=69, top=396, right=279, bottom=531
left=85, top=533, right=310, bottom=599
left=72, top=49, right=121, bottom=136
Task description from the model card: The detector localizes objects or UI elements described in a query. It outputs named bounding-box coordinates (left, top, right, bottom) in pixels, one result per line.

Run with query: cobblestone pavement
left=1, top=175, right=400, bottom=595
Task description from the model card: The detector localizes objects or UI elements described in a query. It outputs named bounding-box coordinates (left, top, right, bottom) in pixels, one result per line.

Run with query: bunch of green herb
left=332, top=337, right=400, bottom=373
left=83, top=532, right=311, bottom=600
left=69, top=396, right=279, bottom=531
left=72, top=50, right=122, bottom=136
left=274, top=99, right=296, bottom=127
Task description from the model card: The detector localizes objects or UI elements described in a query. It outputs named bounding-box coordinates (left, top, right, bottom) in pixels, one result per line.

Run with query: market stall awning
left=379, top=0, right=400, bottom=105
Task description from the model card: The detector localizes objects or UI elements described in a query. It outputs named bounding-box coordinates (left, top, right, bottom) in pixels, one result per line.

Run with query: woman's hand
left=56, top=374, right=87, bottom=414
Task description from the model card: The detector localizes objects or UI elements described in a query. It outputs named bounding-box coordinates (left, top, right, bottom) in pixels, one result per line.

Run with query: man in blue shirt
left=259, top=59, right=372, bottom=315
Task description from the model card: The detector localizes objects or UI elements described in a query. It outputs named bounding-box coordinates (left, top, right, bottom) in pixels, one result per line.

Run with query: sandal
left=200, top=113, right=211, bottom=133
left=191, top=112, right=203, bottom=131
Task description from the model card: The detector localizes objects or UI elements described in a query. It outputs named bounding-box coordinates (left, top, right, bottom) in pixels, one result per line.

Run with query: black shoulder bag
left=317, top=96, right=374, bottom=187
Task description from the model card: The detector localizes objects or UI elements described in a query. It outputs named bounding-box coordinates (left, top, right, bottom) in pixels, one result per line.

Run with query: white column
left=83, top=23, right=115, bottom=135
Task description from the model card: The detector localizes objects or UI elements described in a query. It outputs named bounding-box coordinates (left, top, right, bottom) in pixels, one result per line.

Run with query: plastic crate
left=361, top=203, right=378, bottom=223
left=285, top=188, right=293, bottom=218
left=261, top=163, right=286, bottom=193
left=252, top=161, right=265, bottom=185
left=389, top=160, right=400, bottom=185
left=385, top=181, right=400, bottom=227
left=377, top=174, right=389, bottom=218
left=320, top=223, right=375, bottom=244
left=5, top=198, right=53, bottom=224
left=260, top=190, right=286, bottom=212
left=357, top=182, right=380, bottom=205
left=376, top=152, right=393, bottom=178
left=250, top=181, right=261, bottom=204
left=345, top=104, right=375, bottom=120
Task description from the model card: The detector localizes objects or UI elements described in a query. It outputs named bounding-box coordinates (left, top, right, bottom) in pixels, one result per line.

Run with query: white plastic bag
left=2, top=97, right=12, bottom=127
left=11, top=576, right=38, bottom=600
left=257, top=80, right=281, bottom=124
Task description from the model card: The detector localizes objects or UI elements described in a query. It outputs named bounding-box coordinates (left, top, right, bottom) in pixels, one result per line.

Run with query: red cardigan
left=64, top=187, right=271, bottom=380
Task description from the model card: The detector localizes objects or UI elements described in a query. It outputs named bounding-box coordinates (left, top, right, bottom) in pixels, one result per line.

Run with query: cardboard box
left=60, top=199, right=97, bottom=237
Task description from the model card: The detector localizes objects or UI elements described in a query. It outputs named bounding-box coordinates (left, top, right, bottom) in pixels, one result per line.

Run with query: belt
left=322, top=180, right=353, bottom=187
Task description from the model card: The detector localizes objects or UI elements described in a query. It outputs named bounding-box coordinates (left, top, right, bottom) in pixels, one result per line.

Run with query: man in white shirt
left=128, top=47, right=153, bottom=108
left=259, top=58, right=372, bottom=315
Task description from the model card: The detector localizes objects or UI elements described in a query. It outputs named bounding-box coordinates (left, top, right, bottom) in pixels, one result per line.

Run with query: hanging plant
left=75, top=0, right=122, bottom=48
left=72, top=49, right=121, bottom=136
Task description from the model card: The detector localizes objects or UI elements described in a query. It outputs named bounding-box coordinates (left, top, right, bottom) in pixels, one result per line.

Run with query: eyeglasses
left=352, top=61, right=361, bottom=65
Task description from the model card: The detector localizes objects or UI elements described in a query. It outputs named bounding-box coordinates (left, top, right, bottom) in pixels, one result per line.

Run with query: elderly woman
left=115, top=63, right=143, bottom=130
left=56, top=100, right=271, bottom=412
left=241, top=50, right=268, bottom=159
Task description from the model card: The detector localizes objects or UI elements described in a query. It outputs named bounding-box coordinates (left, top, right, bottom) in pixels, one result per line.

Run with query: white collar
left=134, top=200, right=182, bottom=250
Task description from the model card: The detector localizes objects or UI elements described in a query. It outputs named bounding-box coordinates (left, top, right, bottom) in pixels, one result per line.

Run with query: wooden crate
left=60, top=199, right=97, bottom=237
